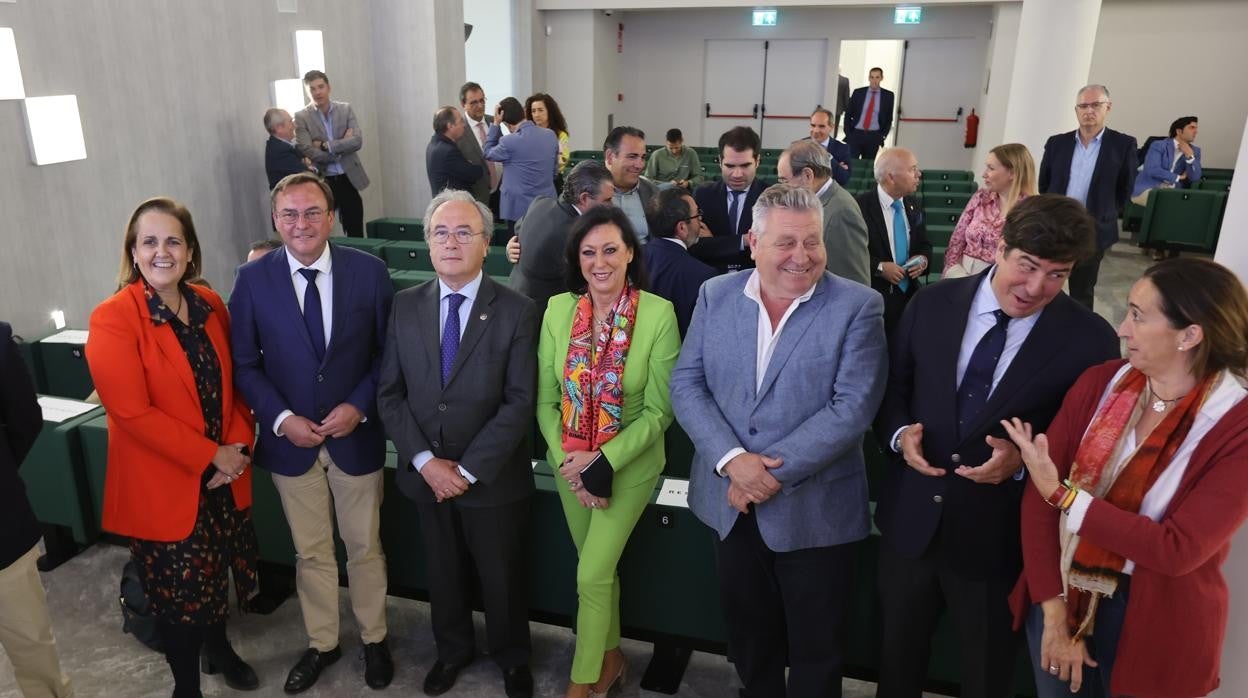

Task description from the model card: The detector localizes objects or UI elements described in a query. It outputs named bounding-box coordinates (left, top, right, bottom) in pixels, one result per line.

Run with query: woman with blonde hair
left=943, top=143, right=1037, bottom=277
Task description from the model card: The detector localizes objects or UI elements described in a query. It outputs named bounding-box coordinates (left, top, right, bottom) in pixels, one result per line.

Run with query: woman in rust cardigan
left=86, top=197, right=259, bottom=697
left=1002, top=258, right=1248, bottom=698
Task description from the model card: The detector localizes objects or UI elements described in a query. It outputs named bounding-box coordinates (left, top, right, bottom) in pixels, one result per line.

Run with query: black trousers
left=716, top=512, right=856, bottom=698
left=846, top=129, right=885, bottom=160
left=876, top=538, right=1020, bottom=698
left=325, top=174, right=364, bottom=237
left=415, top=497, right=532, bottom=669
left=1067, top=246, right=1106, bottom=311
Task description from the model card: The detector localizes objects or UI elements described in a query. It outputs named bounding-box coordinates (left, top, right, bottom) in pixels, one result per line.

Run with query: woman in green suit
left=536, top=205, right=680, bottom=697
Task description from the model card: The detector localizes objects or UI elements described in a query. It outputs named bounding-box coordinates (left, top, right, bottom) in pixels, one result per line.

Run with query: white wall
left=464, top=0, right=514, bottom=103
left=1090, top=0, right=1248, bottom=166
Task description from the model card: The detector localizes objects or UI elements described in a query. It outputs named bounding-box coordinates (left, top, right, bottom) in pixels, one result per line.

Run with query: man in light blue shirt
left=604, top=126, right=657, bottom=243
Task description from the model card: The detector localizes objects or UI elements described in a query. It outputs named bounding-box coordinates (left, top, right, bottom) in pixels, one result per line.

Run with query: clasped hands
left=280, top=404, right=365, bottom=449
left=420, top=457, right=471, bottom=503
left=207, top=443, right=250, bottom=490
left=723, top=452, right=784, bottom=514
left=898, top=422, right=1021, bottom=484
left=560, top=450, right=608, bottom=510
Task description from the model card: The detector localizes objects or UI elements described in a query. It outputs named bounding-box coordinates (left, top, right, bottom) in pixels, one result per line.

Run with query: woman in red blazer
left=1003, top=258, right=1248, bottom=698
left=86, top=197, right=259, bottom=697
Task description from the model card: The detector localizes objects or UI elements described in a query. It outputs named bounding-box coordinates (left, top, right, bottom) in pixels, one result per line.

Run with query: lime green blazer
left=536, top=291, right=680, bottom=490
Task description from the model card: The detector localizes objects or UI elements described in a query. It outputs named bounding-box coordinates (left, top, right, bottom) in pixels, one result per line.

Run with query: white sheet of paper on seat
left=38, top=396, right=95, bottom=423
left=656, top=478, right=690, bottom=508
left=39, top=329, right=89, bottom=344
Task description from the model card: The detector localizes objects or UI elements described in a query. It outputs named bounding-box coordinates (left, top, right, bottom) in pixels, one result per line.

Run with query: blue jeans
left=1025, top=578, right=1130, bottom=698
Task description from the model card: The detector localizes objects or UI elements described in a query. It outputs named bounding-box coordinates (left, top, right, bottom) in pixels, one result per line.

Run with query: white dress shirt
left=876, top=184, right=909, bottom=263
left=273, top=244, right=334, bottom=435
left=410, top=272, right=484, bottom=482
left=714, top=269, right=819, bottom=474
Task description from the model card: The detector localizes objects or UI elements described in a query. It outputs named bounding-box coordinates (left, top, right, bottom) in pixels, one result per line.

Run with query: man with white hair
left=672, top=184, right=887, bottom=697
left=777, top=140, right=870, bottom=286
left=858, top=147, right=932, bottom=335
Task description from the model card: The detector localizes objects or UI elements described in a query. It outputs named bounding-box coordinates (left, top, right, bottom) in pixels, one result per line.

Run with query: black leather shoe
left=283, top=647, right=342, bottom=694
left=503, top=665, right=534, bottom=698
left=422, top=659, right=470, bottom=696
left=363, top=640, right=394, bottom=689
left=201, top=643, right=259, bottom=690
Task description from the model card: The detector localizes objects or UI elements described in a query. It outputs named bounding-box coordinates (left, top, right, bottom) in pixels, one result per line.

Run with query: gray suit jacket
left=510, top=196, right=577, bottom=315
left=820, top=180, right=871, bottom=286
left=295, top=100, right=370, bottom=191
left=671, top=271, right=887, bottom=552
left=377, top=275, right=537, bottom=507
left=456, top=113, right=494, bottom=204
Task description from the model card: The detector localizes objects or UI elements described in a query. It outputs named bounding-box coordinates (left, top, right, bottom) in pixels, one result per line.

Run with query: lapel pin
left=479, top=314, right=488, bottom=321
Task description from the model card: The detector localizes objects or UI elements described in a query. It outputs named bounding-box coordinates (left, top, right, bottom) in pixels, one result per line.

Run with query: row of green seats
left=367, top=217, right=512, bottom=246
left=1138, top=189, right=1227, bottom=254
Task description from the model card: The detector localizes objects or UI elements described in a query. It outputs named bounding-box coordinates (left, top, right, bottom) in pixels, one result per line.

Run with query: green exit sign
left=752, top=10, right=777, bottom=26
left=894, top=6, right=922, bottom=24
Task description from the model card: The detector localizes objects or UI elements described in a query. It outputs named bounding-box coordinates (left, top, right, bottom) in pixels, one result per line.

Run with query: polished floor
left=0, top=238, right=1157, bottom=698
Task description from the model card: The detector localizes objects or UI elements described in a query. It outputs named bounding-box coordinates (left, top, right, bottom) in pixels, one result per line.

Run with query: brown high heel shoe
left=590, top=648, right=626, bottom=696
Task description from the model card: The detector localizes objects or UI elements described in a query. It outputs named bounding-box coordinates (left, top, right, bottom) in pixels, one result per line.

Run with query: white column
left=1210, top=113, right=1248, bottom=697
left=971, top=3, right=1022, bottom=172
left=1000, top=0, right=1103, bottom=159
left=369, top=0, right=466, bottom=218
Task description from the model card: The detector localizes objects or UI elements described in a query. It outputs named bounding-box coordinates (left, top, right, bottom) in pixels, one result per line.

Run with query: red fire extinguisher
left=964, top=108, right=979, bottom=148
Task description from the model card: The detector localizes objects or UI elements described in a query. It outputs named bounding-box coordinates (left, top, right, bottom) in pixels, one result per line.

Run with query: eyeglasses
left=683, top=211, right=704, bottom=223
left=1075, top=101, right=1108, bottom=111
left=430, top=229, right=482, bottom=245
left=276, top=208, right=326, bottom=225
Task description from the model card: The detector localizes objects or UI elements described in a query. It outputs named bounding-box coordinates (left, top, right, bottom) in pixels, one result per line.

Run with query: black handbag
left=119, top=559, right=163, bottom=652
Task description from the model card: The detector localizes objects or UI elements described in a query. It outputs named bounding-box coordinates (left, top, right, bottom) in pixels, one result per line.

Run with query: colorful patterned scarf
left=1063, top=367, right=1216, bottom=639
left=560, top=284, right=640, bottom=453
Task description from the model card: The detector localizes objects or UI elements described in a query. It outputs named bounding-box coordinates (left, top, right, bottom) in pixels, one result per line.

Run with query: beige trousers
left=0, top=544, right=73, bottom=697
left=271, top=448, right=387, bottom=650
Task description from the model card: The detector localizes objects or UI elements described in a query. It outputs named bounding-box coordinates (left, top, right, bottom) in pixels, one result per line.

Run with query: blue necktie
left=297, top=268, right=325, bottom=363
left=956, top=309, right=1010, bottom=439
left=441, top=293, right=465, bottom=387
left=891, top=199, right=910, bottom=292
left=727, top=190, right=744, bottom=236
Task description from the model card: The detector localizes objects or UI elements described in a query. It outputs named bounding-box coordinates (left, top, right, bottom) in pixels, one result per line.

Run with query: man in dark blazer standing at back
left=230, top=172, right=395, bottom=693
left=456, top=82, right=497, bottom=212
left=427, top=106, right=485, bottom=196
left=264, top=108, right=313, bottom=189
left=378, top=189, right=537, bottom=698
left=843, top=67, right=895, bottom=160
left=692, top=126, right=768, bottom=273
left=858, top=147, right=932, bottom=336
left=643, top=188, right=717, bottom=338
left=1039, top=83, right=1137, bottom=310
left=0, top=322, right=73, bottom=697
left=873, top=195, right=1120, bottom=698
left=807, top=107, right=851, bottom=186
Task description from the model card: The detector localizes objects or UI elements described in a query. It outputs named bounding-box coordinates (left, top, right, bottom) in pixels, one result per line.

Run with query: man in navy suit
left=643, top=188, right=717, bottom=338
left=857, top=147, right=932, bottom=336
left=230, top=172, right=395, bottom=693
left=843, top=67, right=895, bottom=160
left=1038, top=84, right=1138, bottom=310
left=807, top=108, right=851, bottom=186
left=1132, top=115, right=1201, bottom=204
left=427, top=106, right=485, bottom=196
left=264, top=108, right=313, bottom=190
left=691, top=126, right=768, bottom=273
left=873, top=195, right=1120, bottom=698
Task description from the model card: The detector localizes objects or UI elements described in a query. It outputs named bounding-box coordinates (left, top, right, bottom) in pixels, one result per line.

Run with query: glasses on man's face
left=430, top=229, right=481, bottom=245
left=683, top=211, right=704, bottom=223
left=1075, top=101, right=1107, bottom=112
left=276, top=208, right=326, bottom=225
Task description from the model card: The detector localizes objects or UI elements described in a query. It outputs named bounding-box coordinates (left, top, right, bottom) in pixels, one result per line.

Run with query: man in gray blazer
left=455, top=81, right=495, bottom=207
left=377, top=189, right=537, bottom=698
left=295, top=70, right=369, bottom=236
left=671, top=184, right=887, bottom=697
left=778, top=140, right=871, bottom=286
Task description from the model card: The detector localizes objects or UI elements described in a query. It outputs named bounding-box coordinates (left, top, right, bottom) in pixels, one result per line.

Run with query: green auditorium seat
left=920, top=180, right=976, bottom=195
left=332, top=237, right=391, bottom=259
left=1202, top=167, right=1233, bottom=180
left=382, top=241, right=431, bottom=271
left=925, top=207, right=963, bottom=227
left=33, top=330, right=94, bottom=399
left=22, top=398, right=104, bottom=563
left=570, top=150, right=603, bottom=161
left=1138, top=189, right=1227, bottom=254
left=921, top=169, right=973, bottom=182
left=927, top=225, right=954, bottom=248
left=1195, top=178, right=1231, bottom=192
left=366, top=217, right=424, bottom=241
left=931, top=245, right=947, bottom=272
left=923, top=191, right=973, bottom=211
left=78, top=412, right=110, bottom=536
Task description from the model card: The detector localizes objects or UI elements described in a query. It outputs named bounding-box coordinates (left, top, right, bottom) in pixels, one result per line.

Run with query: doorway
left=701, top=39, right=828, bottom=151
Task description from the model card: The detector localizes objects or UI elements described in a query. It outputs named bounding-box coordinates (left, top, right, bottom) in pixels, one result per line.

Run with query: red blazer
left=86, top=282, right=255, bottom=542
left=1011, top=359, right=1248, bottom=698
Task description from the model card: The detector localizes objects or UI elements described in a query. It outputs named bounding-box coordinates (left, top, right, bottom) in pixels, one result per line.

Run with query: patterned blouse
left=145, top=281, right=222, bottom=440
left=943, top=189, right=1028, bottom=272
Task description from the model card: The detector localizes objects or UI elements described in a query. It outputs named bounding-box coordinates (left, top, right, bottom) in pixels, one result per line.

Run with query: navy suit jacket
left=643, top=238, right=717, bottom=338
left=426, top=132, right=485, bottom=196
left=857, top=190, right=931, bottom=332
left=1038, top=127, right=1138, bottom=249
left=813, top=137, right=852, bottom=186
left=265, top=136, right=307, bottom=190
left=873, top=271, right=1119, bottom=578
left=0, top=321, right=42, bottom=569
left=229, top=244, right=394, bottom=477
left=844, top=87, right=895, bottom=138
left=691, top=178, right=767, bottom=272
